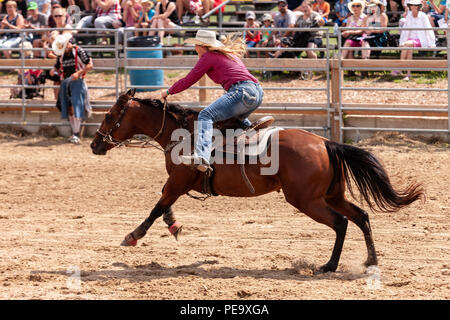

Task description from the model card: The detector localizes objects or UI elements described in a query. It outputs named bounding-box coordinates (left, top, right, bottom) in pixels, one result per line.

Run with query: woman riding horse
left=91, top=89, right=424, bottom=273
left=160, top=29, right=264, bottom=172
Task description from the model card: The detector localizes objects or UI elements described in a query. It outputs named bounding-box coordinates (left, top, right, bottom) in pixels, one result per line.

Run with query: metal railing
left=337, top=26, right=449, bottom=142
left=0, top=26, right=448, bottom=141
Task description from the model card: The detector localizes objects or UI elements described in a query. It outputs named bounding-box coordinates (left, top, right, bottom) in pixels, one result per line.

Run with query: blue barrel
left=127, top=36, right=164, bottom=92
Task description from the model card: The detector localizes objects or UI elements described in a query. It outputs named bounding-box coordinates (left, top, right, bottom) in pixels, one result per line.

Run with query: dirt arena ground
left=0, top=130, right=448, bottom=300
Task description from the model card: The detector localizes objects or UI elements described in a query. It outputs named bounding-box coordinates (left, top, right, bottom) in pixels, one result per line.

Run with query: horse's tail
left=325, top=140, right=425, bottom=212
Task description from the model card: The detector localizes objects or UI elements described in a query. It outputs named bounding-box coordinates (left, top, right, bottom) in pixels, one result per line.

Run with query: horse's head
left=90, top=88, right=137, bottom=155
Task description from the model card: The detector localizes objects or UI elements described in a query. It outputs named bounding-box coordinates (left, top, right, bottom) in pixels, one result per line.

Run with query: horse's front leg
left=121, top=169, right=197, bottom=246
left=121, top=202, right=182, bottom=246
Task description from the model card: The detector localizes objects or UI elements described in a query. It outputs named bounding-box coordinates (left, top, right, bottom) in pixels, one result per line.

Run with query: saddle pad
left=213, top=127, right=283, bottom=158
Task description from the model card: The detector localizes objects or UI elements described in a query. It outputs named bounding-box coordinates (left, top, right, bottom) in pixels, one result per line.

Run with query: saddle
left=207, top=116, right=283, bottom=195
left=212, top=116, right=282, bottom=157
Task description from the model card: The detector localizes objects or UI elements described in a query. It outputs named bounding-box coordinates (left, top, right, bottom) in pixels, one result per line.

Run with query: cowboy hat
left=141, top=0, right=154, bottom=8
left=348, top=0, right=366, bottom=14
left=184, top=30, right=224, bottom=48
left=52, top=33, right=73, bottom=56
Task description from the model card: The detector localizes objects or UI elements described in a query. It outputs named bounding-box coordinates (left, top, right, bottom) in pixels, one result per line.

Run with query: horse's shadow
left=32, top=260, right=367, bottom=283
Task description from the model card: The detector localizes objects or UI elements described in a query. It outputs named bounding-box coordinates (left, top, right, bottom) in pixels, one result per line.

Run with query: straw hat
left=348, top=0, right=366, bottom=14
left=52, top=33, right=72, bottom=56
left=141, top=0, right=154, bottom=8
left=184, top=30, right=224, bottom=48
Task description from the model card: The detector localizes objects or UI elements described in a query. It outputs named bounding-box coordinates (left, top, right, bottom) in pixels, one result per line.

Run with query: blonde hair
left=6, top=1, right=17, bottom=8
left=207, top=33, right=247, bottom=59
left=53, top=7, right=66, bottom=16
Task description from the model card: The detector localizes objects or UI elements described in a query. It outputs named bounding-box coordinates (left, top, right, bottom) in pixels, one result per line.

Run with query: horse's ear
left=126, top=88, right=136, bottom=97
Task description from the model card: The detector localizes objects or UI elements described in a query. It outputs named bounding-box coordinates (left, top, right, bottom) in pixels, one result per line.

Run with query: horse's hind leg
left=288, top=197, right=348, bottom=273
left=326, top=198, right=378, bottom=267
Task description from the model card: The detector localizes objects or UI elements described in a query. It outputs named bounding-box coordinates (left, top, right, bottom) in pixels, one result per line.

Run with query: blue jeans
left=195, top=80, right=264, bottom=162
left=59, top=77, right=88, bottom=120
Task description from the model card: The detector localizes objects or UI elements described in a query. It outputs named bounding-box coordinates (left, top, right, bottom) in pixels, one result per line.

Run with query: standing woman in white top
left=396, top=0, right=435, bottom=80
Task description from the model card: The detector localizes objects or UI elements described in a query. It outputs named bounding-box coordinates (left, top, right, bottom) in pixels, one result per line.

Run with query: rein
left=96, top=98, right=168, bottom=152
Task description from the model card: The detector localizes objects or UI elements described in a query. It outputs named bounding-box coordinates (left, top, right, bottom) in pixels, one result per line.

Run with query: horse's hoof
left=168, top=222, right=183, bottom=241
left=317, top=263, right=337, bottom=274
left=121, top=233, right=137, bottom=246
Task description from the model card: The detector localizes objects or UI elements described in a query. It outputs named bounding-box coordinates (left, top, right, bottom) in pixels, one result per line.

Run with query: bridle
left=96, top=98, right=168, bottom=149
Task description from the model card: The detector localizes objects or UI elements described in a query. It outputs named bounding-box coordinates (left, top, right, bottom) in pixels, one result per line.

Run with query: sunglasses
left=278, top=3, right=286, bottom=7
left=352, top=4, right=362, bottom=8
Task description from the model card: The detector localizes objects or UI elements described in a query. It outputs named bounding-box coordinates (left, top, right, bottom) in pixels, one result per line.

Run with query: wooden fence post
left=330, top=59, right=342, bottom=142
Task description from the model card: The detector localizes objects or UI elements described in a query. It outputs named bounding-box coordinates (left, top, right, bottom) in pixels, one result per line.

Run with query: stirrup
left=179, top=155, right=211, bottom=173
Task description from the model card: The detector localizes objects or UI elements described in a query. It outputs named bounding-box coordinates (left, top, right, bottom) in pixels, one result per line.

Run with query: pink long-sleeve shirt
left=168, top=51, right=258, bottom=94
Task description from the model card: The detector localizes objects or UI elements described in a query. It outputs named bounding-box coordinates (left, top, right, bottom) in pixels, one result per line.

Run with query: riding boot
left=179, top=154, right=210, bottom=172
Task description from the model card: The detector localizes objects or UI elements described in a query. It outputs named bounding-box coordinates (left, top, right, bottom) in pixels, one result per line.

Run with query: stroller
left=10, top=69, right=46, bottom=99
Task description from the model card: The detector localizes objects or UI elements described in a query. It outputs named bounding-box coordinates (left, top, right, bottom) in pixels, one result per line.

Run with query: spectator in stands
left=312, top=0, right=331, bottom=24
left=365, top=0, right=389, bottom=56
left=293, top=0, right=324, bottom=59
left=243, top=10, right=261, bottom=55
left=47, top=0, right=71, bottom=28
left=50, top=33, right=93, bottom=144
left=24, top=1, right=48, bottom=58
left=134, top=0, right=155, bottom=36
left=0, top=1, right=25, bottom=59
left=122, top=0, right=141, bottom=34
left=256, top=12, right=276, bottom=58
left=48, top=6, right=73, bottom=41
left=395, top=0, right=435, bottom=80
left=389, top=0, right=405, bottom=22
left=334, top=0, right=351, bottom=26
left=175, top=0, right=213, bottom=23
left=271, top=36, right=296, bottom=58
left=273, top=0, right=297, bottom=44
left=10, top=0, right=27, bottom=16
left=30, top=0, right=51, bottom=16
left=341, top=0, right=371, bottom=61
left=148, top=0, right=181, bottom=41
left=445, top=2, right=450, bottom=26
left=422, top=0, right=446, bottom=28
left=76, top=0, right=123, bottom=31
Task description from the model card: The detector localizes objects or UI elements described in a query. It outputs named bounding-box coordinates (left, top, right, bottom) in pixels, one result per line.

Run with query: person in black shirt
left=50, top=33, right=93, bottom=144
left=148, top=0, right=180, bottom=40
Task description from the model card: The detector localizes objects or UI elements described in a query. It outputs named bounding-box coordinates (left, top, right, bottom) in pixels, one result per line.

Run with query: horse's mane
left=131, top=97, right=198, bottom=129
left=133, top=98, right=198, bottom=118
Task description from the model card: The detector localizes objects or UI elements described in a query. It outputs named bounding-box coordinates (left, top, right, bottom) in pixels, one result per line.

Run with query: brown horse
left=90, top=89, right=424, bottom=273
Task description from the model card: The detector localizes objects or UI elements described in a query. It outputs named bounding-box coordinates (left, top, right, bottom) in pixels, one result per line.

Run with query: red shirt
left=168, top=51, right=258, bottom=94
